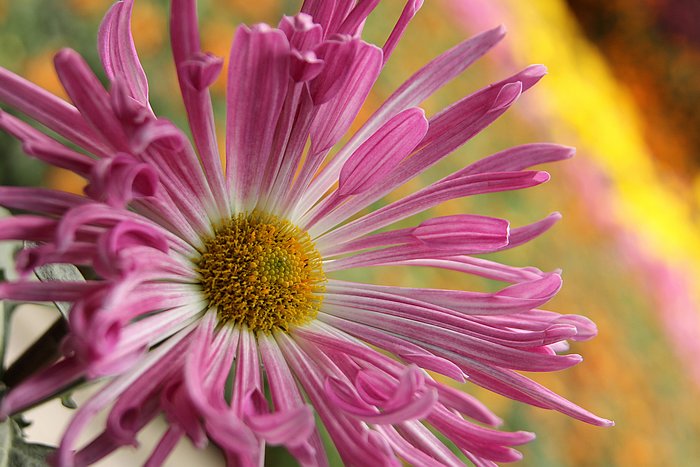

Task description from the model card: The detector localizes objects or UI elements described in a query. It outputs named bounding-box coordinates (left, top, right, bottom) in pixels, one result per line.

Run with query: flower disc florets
left=196, top=211, right=325, bottom=332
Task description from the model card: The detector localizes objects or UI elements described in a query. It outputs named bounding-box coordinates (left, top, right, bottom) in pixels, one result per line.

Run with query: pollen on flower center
left=196, top=211, right=325, bottom=333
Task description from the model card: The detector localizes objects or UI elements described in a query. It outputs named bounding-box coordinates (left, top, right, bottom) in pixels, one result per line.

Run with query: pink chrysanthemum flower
left=0, top=0, right=612, bottom=465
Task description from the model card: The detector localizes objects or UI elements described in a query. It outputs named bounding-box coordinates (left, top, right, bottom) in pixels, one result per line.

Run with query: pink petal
left=246, top=406, right=315, bottom=446
left=279, top=13, right=323, bottom=51
left=300, top=0, right=336, bottom=36
left=337, top=0, right=381, bottom=36
left=411, top=214, right=509, bottom=251
left=459, top=143, right=575, bottom=176
left=315, top=171, right=549, bottom=249
left=440, top=353, right=615, bottom=427
left=0, top=216, right=60, bottom=242
left=263, top=87, right=315, bottom=211
left=0, top=281, right=101, bottom=303
left=326, top=273, right=562, bottom=316
left=379, top=255, right=546, bottom=283
left=0, top=358, right=84, bottom=418
left=322, top=299, right=580, bottom=372
left=144, top=427, right=183, bottom=467
left=180, top=52, right=223, bottom=91
left=170, top=0, right=229, bottom=216
left=375, top=426, right=445, bottom=467
left=0, top=110, right=94, bottom=175
left=54, top=327, right=195, bottom=466
left=98, top=0, right=150, bottom=107
left=284, top=40, right=382, bottom=216
left=276, top=332, right=399, bottom=466
left=498, top=212, right=562, bottom=251
left=0, top=67, right=109, bottom=157
left=300, top=26, right=506, bottom=209
left=103, top=350, right=181, bottom=447
left=231, top=329, right=263, bottom=415
left=318, top=313, right=465, bottom=382
left=53, top=49, right=130, bottom=151
left=84, top=153, right=159, bottom=207
left=338, top=108, right=428, bottom=197
left=289, top=49, right=325, bottom=82
left=382, top=0, right=424, bottom=63
left=307, top=35, right=359, bottom=104
left=428, top=406, right=533, bottom=463
left=434, top=384, right=503, bottom=426
left=0, top=187, right=90, bottom=216
left=304, top=66, right=544, bottom=235
left=225, top=24, right=290, bottom=211
left=381, top=423, right=461, bottom=467
left=324, top=242, right=508, bottom=272
left=258, top=335, right=327, bottom=464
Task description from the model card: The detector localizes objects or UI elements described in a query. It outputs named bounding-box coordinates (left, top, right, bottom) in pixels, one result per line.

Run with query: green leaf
left=59, top=394, right=77, bottom=410
left=0, top=418, right=54, bottom=467
left=23, top=242, right=84, bottom=319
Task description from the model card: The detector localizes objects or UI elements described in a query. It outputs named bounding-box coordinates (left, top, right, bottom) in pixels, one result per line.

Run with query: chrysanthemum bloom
left=0, top=0, right=612, bottom=465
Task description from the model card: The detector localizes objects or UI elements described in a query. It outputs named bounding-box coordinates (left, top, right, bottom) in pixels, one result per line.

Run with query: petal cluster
left=0, top=0, right=611, bottom=466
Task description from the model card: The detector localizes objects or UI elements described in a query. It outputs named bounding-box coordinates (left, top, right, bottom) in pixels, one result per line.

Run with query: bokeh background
left=1, top=0, right=700, bottom=465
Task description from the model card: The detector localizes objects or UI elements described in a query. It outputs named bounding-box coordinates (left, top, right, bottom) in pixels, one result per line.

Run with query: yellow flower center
left=196, top=211, right=325, bottom=333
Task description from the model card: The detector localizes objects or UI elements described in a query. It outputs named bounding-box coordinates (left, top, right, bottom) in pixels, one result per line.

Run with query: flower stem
left=3, top=318, right=67, bottom=389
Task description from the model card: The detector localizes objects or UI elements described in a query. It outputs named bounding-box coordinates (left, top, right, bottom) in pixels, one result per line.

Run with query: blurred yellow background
left=1, top=0, right=699, bottom=465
